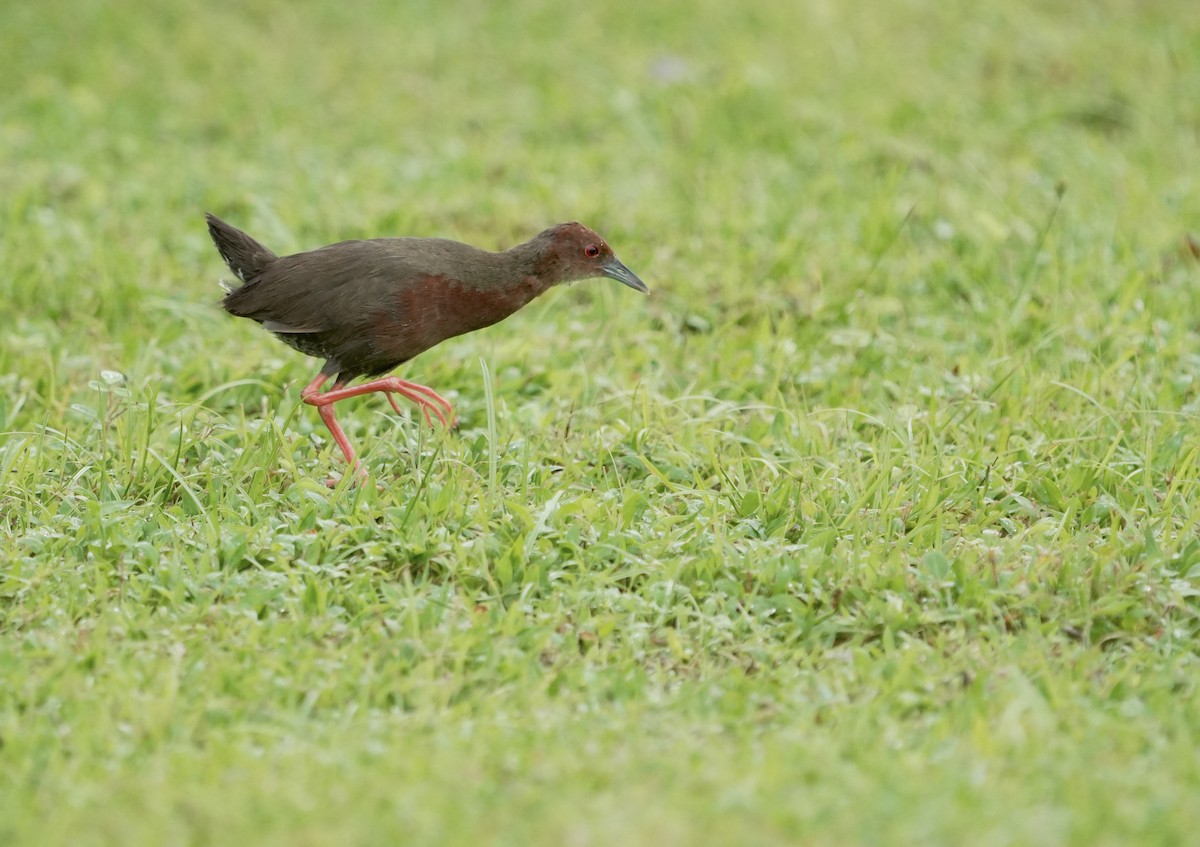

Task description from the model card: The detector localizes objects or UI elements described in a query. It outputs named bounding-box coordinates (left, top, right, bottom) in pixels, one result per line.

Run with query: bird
left=206, top=213, right=648, bottom=478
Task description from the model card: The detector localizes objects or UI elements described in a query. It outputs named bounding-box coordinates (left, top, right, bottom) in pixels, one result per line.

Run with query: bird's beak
left=602, top=258, right=649, bottom=294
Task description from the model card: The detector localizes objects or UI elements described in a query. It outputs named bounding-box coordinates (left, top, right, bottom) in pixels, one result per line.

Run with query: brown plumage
left=206, top=213, right=648, bottom=478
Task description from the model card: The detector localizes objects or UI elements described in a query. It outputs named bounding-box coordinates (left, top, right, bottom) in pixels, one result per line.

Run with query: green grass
left=3, top=0, right=1200, bottom=844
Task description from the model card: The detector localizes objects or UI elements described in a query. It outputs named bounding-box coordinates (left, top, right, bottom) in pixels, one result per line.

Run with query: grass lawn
left=2, top=0, right=1199, bottom=844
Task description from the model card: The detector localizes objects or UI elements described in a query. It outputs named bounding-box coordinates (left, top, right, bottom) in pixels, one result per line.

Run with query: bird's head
left=534, top=222, right=649, bottom=293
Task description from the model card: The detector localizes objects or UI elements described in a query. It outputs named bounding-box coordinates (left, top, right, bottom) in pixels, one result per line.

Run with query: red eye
left=584, top=244, right=600, bottom=258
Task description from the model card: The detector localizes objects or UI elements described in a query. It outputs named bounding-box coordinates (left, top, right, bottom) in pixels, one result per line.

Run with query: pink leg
left=305, top=375, right=456, bottom=428
left=298, top=372, right=456, bottom=479
left=301, top=375, right=367, bottom=480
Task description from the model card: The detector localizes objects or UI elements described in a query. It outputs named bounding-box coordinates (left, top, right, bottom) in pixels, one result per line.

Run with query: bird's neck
left=499, top=238, right=560, bottom=292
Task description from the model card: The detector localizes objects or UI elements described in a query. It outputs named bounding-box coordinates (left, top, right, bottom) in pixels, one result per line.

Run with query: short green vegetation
left=2, top=1, right=1198, bottom=844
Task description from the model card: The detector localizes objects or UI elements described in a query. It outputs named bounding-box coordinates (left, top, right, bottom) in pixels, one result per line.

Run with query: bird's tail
left=205, top=213, right=279, bottom=284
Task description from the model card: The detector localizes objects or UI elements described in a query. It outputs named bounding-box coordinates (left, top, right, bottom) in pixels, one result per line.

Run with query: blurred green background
left=2, top=1, right=1199, bottom=845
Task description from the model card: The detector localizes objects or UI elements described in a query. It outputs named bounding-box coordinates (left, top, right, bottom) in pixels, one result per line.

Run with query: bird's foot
left=305, top=375, right=455, bottom=429
left=364, top=377, right=455, bottom=429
